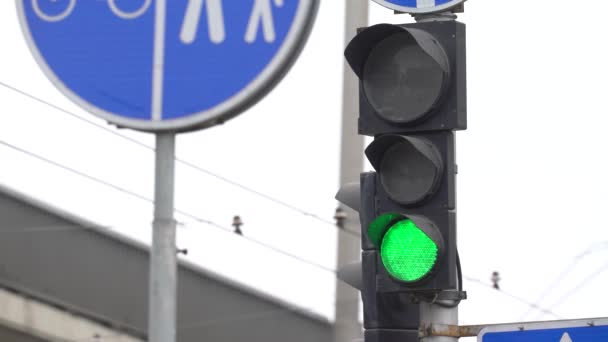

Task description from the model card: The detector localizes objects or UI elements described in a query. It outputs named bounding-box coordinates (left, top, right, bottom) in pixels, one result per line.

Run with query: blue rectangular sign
left=479, top=318, right=608, bottom=342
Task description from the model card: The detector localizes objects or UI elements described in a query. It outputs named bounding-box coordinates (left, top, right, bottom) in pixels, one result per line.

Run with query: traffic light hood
left=365, top=135, right=441, bottom=173
left=368, top=213, right=443, bottom=250
left=335, top=182, right=361, bottom=213
left=344, top=23, right=450, bottom=80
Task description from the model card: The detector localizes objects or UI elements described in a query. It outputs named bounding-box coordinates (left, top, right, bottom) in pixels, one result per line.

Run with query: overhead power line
left=464, top=275, right=562, bottom=319
left=0, top=80, right=360, bottom=238
left=0, top=213, right=562, bottom=323
left=537, top=260, right=608, bottom=318
left=0, top=86, right=574, bottom=321
left=520, top=241, right=608, bottom=320
left=0, top=139, right=335, bottom=274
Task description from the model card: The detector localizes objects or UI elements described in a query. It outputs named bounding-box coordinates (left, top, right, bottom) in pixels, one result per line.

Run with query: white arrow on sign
left=561, top=332, right=573, bottom=342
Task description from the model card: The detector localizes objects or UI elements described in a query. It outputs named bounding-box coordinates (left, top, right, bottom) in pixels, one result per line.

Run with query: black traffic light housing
left=345, top=19, right=465, bottom=292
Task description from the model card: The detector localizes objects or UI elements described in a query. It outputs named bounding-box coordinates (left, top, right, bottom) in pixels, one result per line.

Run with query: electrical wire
left=2, top=83, right=559, bottom=323
left=538, top=259, right=608, bottom=317
left=0, top=140, right=155, bottom=204
left=1, top=222, right=568, bottom=331
left=0, top=139, right=336, bottom=274
left=0, top=80, right=360, bottom=238
left=464, top=275, right=562, bottom=319
left=428, top=249, right=463, bottom=308
left=2, top=137, right=567, bottom=322
left=519, top=241, right=608, bottom=320
left=183, top=219, right=337, bottom=274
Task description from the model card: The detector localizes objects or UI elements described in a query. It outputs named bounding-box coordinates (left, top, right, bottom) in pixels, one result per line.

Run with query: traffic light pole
left=149, top=132, right=178, bottom=342
left=334, top=1, right=368, bottom=341
left=420, top=301, right=459, bottom=341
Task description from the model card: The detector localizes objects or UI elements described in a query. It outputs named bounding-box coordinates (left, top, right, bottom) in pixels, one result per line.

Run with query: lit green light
left=380, top=219, right=438, bottom=283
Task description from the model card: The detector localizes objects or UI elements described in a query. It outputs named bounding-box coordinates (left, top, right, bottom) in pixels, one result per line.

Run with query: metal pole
left=334, top=1, right=368, bottom=341
left=149, top=132, right=177, bottom=342
left=420, top=302, right=459, bottom=342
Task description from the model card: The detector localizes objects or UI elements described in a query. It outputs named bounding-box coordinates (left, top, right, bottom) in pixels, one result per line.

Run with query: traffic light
left=337, top=18, right=466, bottom=342
left=345, top=18, right=465, bottom=291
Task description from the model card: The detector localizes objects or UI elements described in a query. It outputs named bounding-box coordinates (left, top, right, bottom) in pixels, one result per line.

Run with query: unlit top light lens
left=362, top=32, right=447, bottom=124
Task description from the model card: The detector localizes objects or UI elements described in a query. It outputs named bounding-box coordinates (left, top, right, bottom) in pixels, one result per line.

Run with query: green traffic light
left=380, top=218, right=438, bottom=283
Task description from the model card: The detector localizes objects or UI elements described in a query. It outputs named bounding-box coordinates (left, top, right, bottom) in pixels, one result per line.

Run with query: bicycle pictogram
left=33, top=0, right=285, bottom=44
left=32, top=0, right=151, bottom=22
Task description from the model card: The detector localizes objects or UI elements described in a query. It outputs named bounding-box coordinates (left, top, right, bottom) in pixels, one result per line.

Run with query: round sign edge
left=371, top=0, right=466, bottom=14
left=15, top=0, right=320, bottom=133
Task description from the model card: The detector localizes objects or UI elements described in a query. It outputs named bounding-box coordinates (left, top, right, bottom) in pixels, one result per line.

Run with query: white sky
left=2, top=1, right=608, bottom=340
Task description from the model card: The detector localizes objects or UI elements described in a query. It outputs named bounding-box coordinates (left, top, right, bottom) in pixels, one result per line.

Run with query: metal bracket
left=421, top=317, right=608, bottom=338
left=394, top=3, right=464, bottom=16
left=435, top=290, right=467, bottom=302
left=414, top=12, right=458, bottom=22
left=411, top=3, right=465, bottom=22
left=419, top=323, right=482, bottom=338
left=411, top=290, right=467, bottom=304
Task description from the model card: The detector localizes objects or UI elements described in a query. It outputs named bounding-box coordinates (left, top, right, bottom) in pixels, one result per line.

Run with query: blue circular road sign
left=372, top=0, right=466, bottom=14
left=17, top=0, right=319, bottom=132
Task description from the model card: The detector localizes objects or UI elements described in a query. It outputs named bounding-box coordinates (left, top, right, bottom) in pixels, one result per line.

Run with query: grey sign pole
left=334, top=1, right=368, bottom=342
left=149, top=132, right=178, bottom=342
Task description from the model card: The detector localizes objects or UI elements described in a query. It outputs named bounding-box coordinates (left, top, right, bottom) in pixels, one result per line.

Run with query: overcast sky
left=2, top=1, right=608, bottom=339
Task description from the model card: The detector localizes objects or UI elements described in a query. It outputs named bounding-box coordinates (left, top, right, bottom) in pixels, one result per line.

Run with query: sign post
left=17, top=1, right=318, bottom=341
left=150, top=131, right=178, bottom=342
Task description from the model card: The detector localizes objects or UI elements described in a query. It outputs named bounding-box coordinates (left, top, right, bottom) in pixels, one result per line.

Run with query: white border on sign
left=478, top=317, right=608, bottom=341
left=16, top=0, right=319, bottom=133
left=371, top=0, right=466, bottom=14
